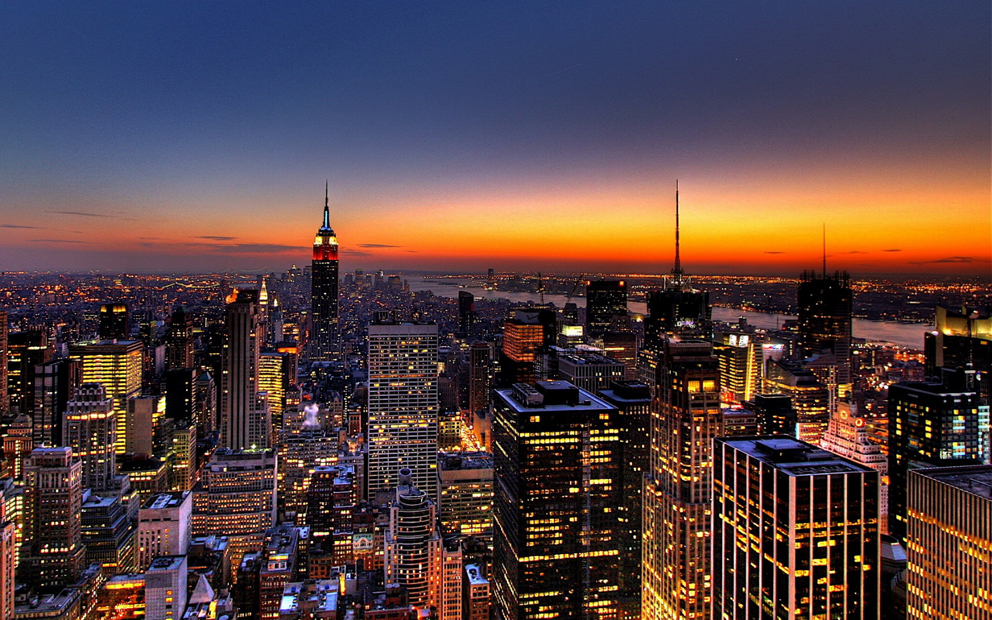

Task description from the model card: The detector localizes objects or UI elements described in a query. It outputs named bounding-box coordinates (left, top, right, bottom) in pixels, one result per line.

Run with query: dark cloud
left=882, top=249, right=902, bottom=252
left=909, top=256, right=988, bottom=265
left=28, top=238, right=85, bottom=244
left=841, top=251, right=866, bottom=255
left=138, top=236, right=161, bottom=240
left=46, top=210, right=111, bottom=218
left=764, top=251, right=785, bottom=255
left=340, top=249, right=375, bottom=257
left=359, top=243, right=401, bottom=248
left=195, top=235, right=238, bottom=241
left=222, top=243, right=298, bottom=254
left=0, top=224, right=43, bottom=229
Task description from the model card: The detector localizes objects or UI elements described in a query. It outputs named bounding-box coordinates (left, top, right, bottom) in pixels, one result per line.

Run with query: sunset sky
left=1, top=2, right=989, bottom=276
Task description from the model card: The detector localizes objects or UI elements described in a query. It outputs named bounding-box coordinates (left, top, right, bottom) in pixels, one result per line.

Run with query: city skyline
left=1, top=3, right=989, bottom=276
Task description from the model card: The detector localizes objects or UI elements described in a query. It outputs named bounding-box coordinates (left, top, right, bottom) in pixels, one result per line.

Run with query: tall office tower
left=469, top=342, right=493, bottom=416
left=20, top=447, right=85, bottom=587
left=81, top=493, right=137, bottom=573
left=383, top=470, right=444, bottom=610
left=598, top=380, right=651, bottom=618
left=367, top=322, right=439, bottom=501
left=0, top=494, right=13, bottom=620
left=585, top=280, right=628, bottom=338
left=712, top=437, right=880, bottom=619
left=888, top=367, right=983, bottom=541
left=33, top=358, right=81, bottom=446
left=797, top=269, right=853, bottom=398
left=763, top=361, right=830, bottom=443
left=145, top=556, right=188, bottom=620
left=438, top=452, right=493, bottom=542
left=195, top=371, right=216, bottom=436
left=925, top=304, right=991, bottom=400
left=642, top=340, right=721, bottom=620
left=164, top=367, right=196, bottom=422
left=277, top=428, right=339, bottom=521
left=643, top=185, right=710, bottom=352
left=99, top=303, right=130, bottom=340
left=258, top=351, right=288, bottom=422
left=553, top=349, right=626, bottom=394
left=310, top=184, right=340, bottom=363
left=492, top=381, right=621, bottom=620
left=169, top=422, right=196, bottom=492
left=500, top=308, right=556, bottom=386
left=819, top=402, right=890, bottom=533
left=7, top=330, right=53, bottom=416
left=601, top=330, right=638, bottom=380
left=905, top=465, right=992, bottom=619
left=137, top=492, right=192, bottom=571
left=69, top=339, right=143, bottom=454
left=126, top=395, right=165, bottom=456
left=220, top=288, right=270, bottom=450
left=305, top=464, right=357, bottom=565
left=714, top=331, right=762, bottom=406
left=0, top=310, right=7, bottom=415
left=192, top=448, right=276, bottom=577
left=165, top=306, right=195, bottom=371
left=458, top=291, right=476, bottom=335
left=65, top=383, right=117, bottom=492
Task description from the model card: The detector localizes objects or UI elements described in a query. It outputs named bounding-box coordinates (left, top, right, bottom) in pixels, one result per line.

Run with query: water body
left=408, top=277, right=931, bottom=349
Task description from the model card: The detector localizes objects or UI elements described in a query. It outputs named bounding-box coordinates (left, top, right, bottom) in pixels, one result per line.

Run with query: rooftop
left=721, top=437, right=872, bottom=476
left=914, top=465, right=992, bottom=500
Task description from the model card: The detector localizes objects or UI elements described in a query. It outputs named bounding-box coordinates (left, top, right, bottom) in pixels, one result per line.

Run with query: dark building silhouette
left=924, top=304, right=991, bottom=401
left=585, top=280, right=627, bottom=338
left=99, top=303, right=130, bottom=341
left=33, top=358, right=82, bottom=446
left=166, top=306, right=195, bottom=371
left=888, top=367, right=983, bottom=541
left=7, top=330, right=53, bottom=416
left=744, top=393, right=796, bottom=436
left=310, top=183, right=340, bottom=363
left=458, top=291, right=476, bottom=335
left=643, top=184, right=710, bottom=352
left=797, top=270, right=853, bottom=394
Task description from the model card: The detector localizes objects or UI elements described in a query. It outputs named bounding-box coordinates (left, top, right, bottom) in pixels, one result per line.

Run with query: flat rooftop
left=721, top=437, right=872, bottom=476
left=915, top=465, right=992, bottom=500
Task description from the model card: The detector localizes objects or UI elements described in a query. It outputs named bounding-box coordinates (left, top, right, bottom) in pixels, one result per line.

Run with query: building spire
left=322, top=181, right=330, bottom=229
left=822, top=223, right=827, bottom=278
left=671, top=180, right=684, bottom=287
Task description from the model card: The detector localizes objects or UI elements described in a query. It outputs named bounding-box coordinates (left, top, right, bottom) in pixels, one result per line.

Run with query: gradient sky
left=1, top=2, right=989, bottom=276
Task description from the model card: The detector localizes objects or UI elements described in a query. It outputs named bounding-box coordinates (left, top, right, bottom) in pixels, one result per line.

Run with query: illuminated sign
left=561, top=325, right=583, bottom=337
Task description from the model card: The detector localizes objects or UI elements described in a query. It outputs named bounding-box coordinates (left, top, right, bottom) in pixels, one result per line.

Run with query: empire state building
left=311, top=183, right=339, bottom=362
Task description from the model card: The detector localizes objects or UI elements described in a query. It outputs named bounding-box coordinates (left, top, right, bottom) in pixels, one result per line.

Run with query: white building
left=138, top=492, right=192, bottom=571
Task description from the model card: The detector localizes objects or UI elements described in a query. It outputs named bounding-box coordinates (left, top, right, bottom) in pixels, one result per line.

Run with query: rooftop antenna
left=822, top=223, right=827, bottom=278
left=670, top=180, right=685, bottom=290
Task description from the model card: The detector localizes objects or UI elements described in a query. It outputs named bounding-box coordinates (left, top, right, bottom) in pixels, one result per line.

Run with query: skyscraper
left=643, top=184, right=710, bottom=353
left=69, top=339, right=143, bottom=455
left=905, top=465, right=992, bottom=620
left=383, top=469, right=443, bottom=610
left=165, top=306, right=195, bottom=371
left=310, top=183, right=340, bottom=363
left=21, top=447, right=85, bottom=587
left=500, top=308, right=556, bottom=386
left=712, top=437, right=880, bottom=619
left=65, top=383, right=117, bottom=492
left=98, top=303, right=130, bottom=341
left=585, top=280, right=628, bottom=338
left=367, top=321, right=439, bottom=500
left=888, top=367, right=983, bottom=541
left=642, top=340, right=722, bottom=620
left=220, top=288, right=269, bottom=450
left=32, top=358, right=82, bottom=446
left=797, top=269, right=853, bottom=398
left=0, top=310, right=7, bottom=416
left=492, top=381, right=621, bottom=620
left=458, top=290, right=476, bottom=335
left=7, top=330, right=53, bottom=417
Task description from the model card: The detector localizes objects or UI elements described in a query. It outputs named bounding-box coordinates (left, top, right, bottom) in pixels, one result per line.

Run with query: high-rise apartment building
left=367, top=322, right=439, bottom=501
left=642, top=340, right=721, bottom=620
left=145, top=555, right=188, bottom=620
left=585, top=280, right=628, bottom=338
left=69, top=339, right=143, bottom=455
left=438, top=452, right=493, bottom=543
left=714, top=330, right=762, bottom=406
left=712, top=437, right=880, bottom=619
left=98, top=303, right=130, bottom=341
left=797, top=270, right=853, bottom=398
left=888, top=367, right=984, bottom=541
left=906, top=465, right=992, bottom=620
left=310, top=185, right=340, bottom=363
left=492, top=381, right=621, bottom=620
left=220, top=288, right=270, bottom=450
left=763, top=361, right=830, bottom=443
left=65, top=383, right=117, bottom=492
left=383, top=470, right=443, bottom=609
left=20, top=447, right=85, bottom=587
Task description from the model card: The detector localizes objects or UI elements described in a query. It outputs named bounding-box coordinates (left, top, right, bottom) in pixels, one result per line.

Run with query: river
left=407, top=277, right=931, bottom=349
